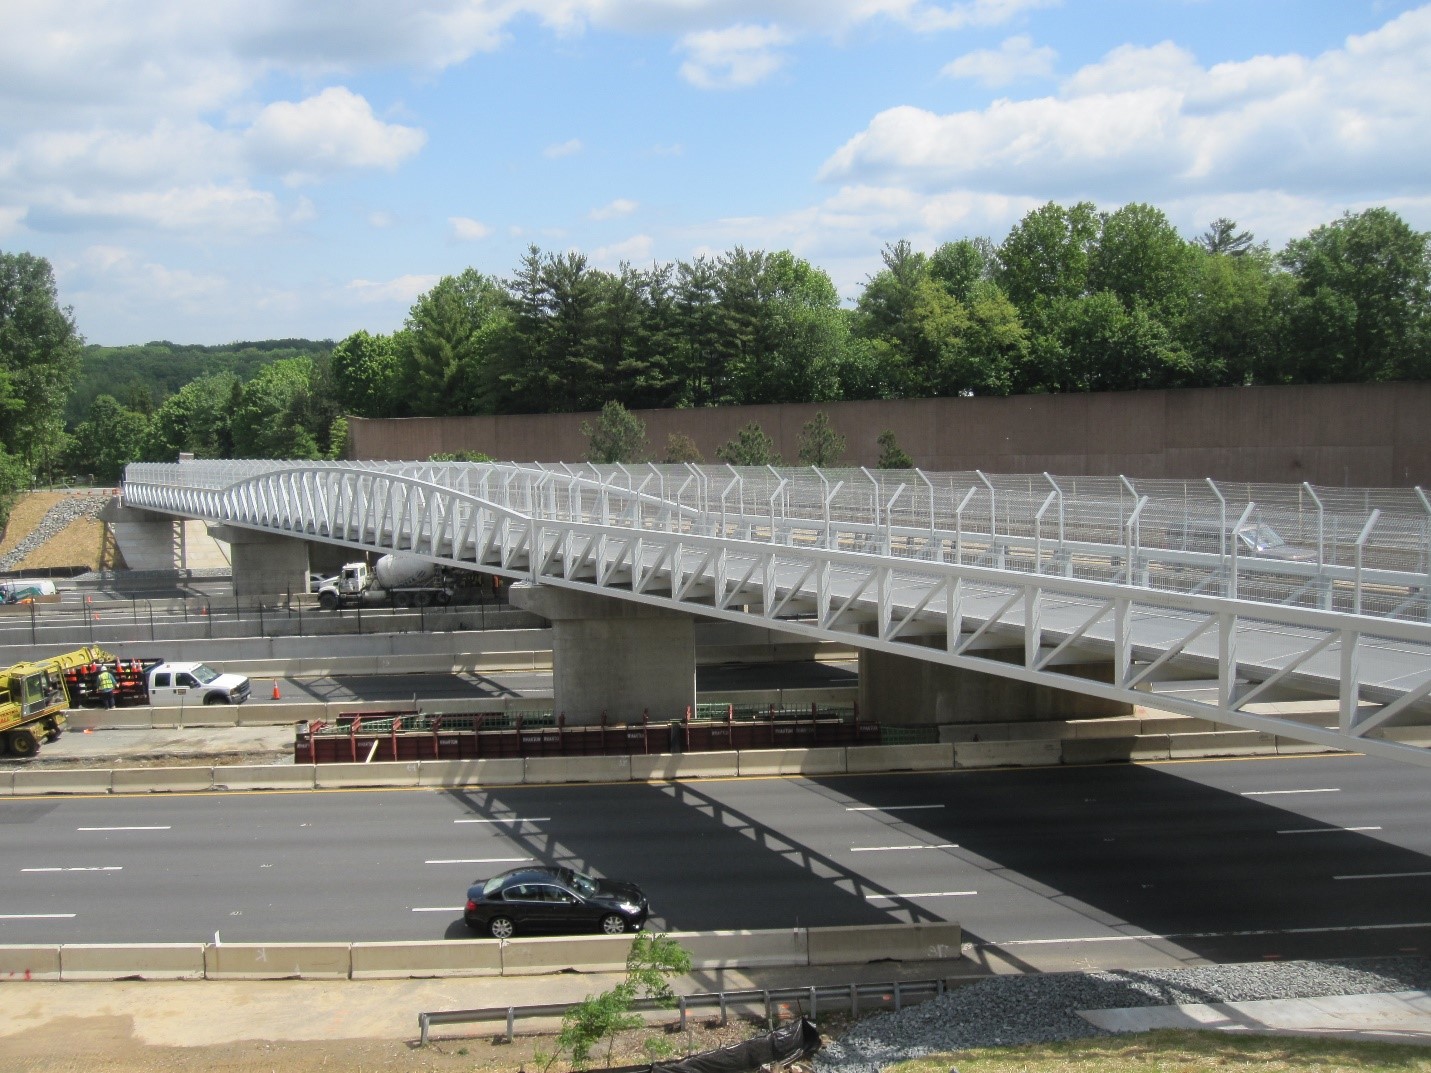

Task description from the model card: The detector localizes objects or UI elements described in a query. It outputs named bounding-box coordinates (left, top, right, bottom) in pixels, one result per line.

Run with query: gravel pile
left=817, top=957, right=1431, bottom=1072
left=0, top=492, right=110, bottom=572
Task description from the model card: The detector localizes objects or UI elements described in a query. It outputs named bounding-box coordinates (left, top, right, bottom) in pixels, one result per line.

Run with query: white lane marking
left=413, top=906, right=465, bottom=913
left=845, top=805, right=945, bottom=812
left=1240, top=788, right=1340, bottom=797
left=0, top=913, right=76, bottom=919
left=851, top=844, right=959, bottom=853
left=1334, top=871, right=1431, bottom=881
left=454, top=817, right=550, bottom=824
left=1278, top=826, right=1382, bottom=835
left=983, top=920, right=1431, bottom=946
left=76, top=826, right=171, bottom=831
left=865, top=891, right=976, bottom=901
left=426, top=857, right=533, bottom=865
left=22, top=866, right=122, bottom=872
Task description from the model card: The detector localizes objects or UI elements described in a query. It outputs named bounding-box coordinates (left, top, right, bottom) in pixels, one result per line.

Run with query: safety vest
left=97, top=669, right=117, bottom=691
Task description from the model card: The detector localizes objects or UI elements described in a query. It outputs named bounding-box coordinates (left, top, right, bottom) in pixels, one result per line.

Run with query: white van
left=0, top=579, right=58, bottom=604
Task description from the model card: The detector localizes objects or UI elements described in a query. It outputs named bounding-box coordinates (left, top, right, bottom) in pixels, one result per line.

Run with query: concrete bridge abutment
left=858, top=640, right=1131, bottom=726
left=208, top=525, right=309, bottom=601
left=508, top=582, right=695, bottom=726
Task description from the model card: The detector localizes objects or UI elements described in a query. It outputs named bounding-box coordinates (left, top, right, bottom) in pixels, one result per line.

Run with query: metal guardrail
left=418, top=977, right=948, bottom=1044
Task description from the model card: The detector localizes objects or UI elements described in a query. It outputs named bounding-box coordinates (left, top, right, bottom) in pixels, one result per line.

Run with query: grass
left=885, top=1030, right=1431, bottom=1073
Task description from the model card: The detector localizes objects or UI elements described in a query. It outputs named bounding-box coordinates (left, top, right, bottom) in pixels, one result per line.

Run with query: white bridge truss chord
left=123, top=460, right=1431, bottom=767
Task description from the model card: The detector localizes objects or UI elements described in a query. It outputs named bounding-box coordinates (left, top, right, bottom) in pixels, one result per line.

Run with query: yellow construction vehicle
left=0, top=645, right=114, bottom=758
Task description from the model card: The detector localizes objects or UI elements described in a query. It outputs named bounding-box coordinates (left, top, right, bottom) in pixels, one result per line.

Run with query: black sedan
left=464, top=865, right=651, bottom=939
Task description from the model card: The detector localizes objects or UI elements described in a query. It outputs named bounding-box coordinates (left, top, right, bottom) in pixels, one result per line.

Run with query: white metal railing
left=123, top=460, right=1431, bottom=766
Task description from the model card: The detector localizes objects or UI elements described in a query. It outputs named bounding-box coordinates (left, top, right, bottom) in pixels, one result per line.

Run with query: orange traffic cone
left=271, top=680, right=282, bottom=700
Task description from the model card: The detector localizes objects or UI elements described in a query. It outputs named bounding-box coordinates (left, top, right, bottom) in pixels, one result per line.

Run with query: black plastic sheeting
left=650, top=1018, right=822, bottom=1073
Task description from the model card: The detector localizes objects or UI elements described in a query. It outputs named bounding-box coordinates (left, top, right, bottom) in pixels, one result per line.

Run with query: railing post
left=1355, top=510, right=1381, bottom=616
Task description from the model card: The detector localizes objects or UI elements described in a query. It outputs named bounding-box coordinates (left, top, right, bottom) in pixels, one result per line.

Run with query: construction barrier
left=807, top=922, right=962, bottom=966
left=0, top=945, right=60, bottom=981
left=211, top=765, right=318, bottom=791
left=953, top=740, right=1062, bottom=769
left=204, top=942, right=352, bottom=980
left=630, top=752, right=740, bottom=781
left=416, top=758, right=526, bottom=787
left=110, top=766, right=215, bottom=794
left=844, top=743, right=953, bottom=774
left=736, top=747, right=848, bottom=777
left=60, top=943, right=206, bottom=981
left=312, top=761, right=421, bottom=789
left=673, top=928, right=809, bottom=969
left=12, top=769, right=112, bottom=795
left=498, top=933, right=652, bottom=976
left=523, top=755, right=632, bottom=784
left=351, top=940, right=502, bottom=979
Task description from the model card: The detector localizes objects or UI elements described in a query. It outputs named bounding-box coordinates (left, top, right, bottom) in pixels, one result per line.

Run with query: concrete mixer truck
left=315, top=553, right=466, bottom=610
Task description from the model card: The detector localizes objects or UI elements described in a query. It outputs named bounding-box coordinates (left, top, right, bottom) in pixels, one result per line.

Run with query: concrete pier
left=508, top=582, right=696, bottom=725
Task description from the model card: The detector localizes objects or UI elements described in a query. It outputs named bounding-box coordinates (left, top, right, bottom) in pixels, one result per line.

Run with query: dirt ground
left=8, top=1010, right=840, bottom=1073
left=0, top=489, right=117, bottom=572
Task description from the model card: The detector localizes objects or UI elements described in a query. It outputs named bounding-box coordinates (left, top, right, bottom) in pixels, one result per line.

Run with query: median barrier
left=523, top=756, right=632, bottom=784
left=417, top=697, right=508, bottom=716
left=1127, top=734, right=1172, bottom=761
left=938, top=721, right=1064, bottom=743
left=0, top=769, right=12, bottom=796
left=351, top=940, right=502, bottom=979
left=12, top=768, right=112, bottom=795
left=0, top=945, right=60, bottom=981
left=807, top=922, right=963, bottom=966
left=1275, top=736, right=1340, bottom=756
left=313, top=761, right=421, bottom=789
left=204, top=942, right=352, bottom=980
left=1065, top=716, right=1145, bottom=739
left=64, top=708, right=153, bottom=731
left=1167, top=730, right=1277, bottom=759
left=471, top=650, right=552, bottom=672
left=111, top=766, right=215, bottom=794
left=1061, top=737, right=1139, bottom=764
left=844, top=743, right=954, bottom=774
left=1136, top=714, right=1222, bottom=734
left=237, top=702, right=325, bottom=725
left=418, top=758, right=526, bottom=787
left=499, top=934, right=634, bottom=975
left=669, top=928, right=809, bottom=970
left=953, top=740, right=1062, bottom=768
left=60, top=943, right=206, bottom=980
left=631, top=752, right=740, bottom=781
left=736, top=747, right=847, bottom=777
left=212, top=764, right=318, bottom=791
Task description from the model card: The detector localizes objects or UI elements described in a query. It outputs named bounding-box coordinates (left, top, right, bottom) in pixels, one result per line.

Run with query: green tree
left=428, top=450, right=494, bottom=462
left=1278, top=207, right=1431, bottom=383
left=0, top=251, right=83, bottom=478
left=403, top=269, right=505, bottom=415
left=876, top=429, right=914, bottom=469
left=331, top=329, right=403, bottom=417
left=996, top=201, right=1101, bottom=309
left=1198, top=218, right=1263, bottom=257
left=582, top=400, right=648, bottom=464
left=141, top=372, right=238, bottom=461
left=65, top=395, right=149, bottom=483
left=230, top=357, right=324, bottom=458
left=715, top=422, right=780, bottom=466
left=797, top=410, right=845, bottom=466
left=662, top=432, right=703, bottom=464
left=1088, top=202, right=1199, bottom=320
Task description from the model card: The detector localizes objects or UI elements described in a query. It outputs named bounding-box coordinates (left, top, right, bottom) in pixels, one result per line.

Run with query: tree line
left=4, top=200, right=1428, bottom=500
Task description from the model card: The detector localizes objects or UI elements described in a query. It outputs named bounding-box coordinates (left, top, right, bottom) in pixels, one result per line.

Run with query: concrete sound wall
left=348, top=382, right=1431, bottom=487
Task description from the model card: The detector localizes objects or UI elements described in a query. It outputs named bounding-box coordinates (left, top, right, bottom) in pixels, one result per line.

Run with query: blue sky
left=2, top=1, right=1427, bottom=345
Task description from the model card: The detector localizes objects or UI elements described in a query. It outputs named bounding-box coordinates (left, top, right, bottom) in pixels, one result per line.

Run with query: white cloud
left=591, top=233, right=655, bottom=265
left=450, top=216, right=492, bottom=240
left=0, top=205, right=24, bottom=237
left=345, top=274, right=441, bottom=305
left=368, top=210, right=396, bottom=228
left=942, top=35, right=1055, bottom=86
left=821, top=6, right=1431, bottom=203
left=245, top=87, right=426, bottom=184
left=26, top=183, right=285, bottom=234
left=544, top=139, right=584, bottom=159
left=679, top=24, right=792, bottom=89
left=590, top=198, right=638, bottom=220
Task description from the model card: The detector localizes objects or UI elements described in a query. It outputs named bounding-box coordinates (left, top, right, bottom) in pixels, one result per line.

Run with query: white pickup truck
left=146, top=661, right=251, bottom=706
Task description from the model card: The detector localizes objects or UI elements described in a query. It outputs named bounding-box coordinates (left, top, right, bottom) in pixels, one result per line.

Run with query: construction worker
left=96, top=665, right=118, bottom=709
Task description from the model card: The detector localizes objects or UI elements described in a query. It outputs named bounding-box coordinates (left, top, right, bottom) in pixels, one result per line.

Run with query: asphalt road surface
left=3, top=753, right=1430, bottom=965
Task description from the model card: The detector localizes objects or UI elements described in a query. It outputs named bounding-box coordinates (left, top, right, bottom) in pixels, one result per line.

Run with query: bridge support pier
left=509, top=582, right=695, bottom=726
left=208, top=525, right=309, bottom=601
left=859, top=641, right=1131, bottom=726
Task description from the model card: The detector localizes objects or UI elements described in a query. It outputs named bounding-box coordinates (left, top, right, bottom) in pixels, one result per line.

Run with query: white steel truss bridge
left=123, top=460, right=1431, bottom=768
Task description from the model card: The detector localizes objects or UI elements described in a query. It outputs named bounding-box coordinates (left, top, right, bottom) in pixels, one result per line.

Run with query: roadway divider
left=204, top=942, right=353, bottom=980
left=631, top=752, right=740, bottom=780
left=953, top=740, right=1062, bottom=768
left=0, top=945, right=60, bottom=981
left=110, top=766, right=215, bottom=794
left=418, top=758, right=525, bottom=787
left=1167, top=730, right=1278, bottom=758
left=807, top=922, right=962, bottom=966
left=12, top=768, right=112, bottom=794
left=845, top=744, right=953, bottom=773
left=351, top=940, right=502, bottom=979
left=499, top=934, right=634, bottom=975
left=523, top=756, right=632, bottom=784
left=736, top=747, right=847, bottom=777
left=60, top=943, right=206, bottom=980
left=0, top=921, right=964, bottom=981
left=313, top=760, right=421, bottom=789
left=670, top=928, right=809, bottom=969
left=212, top=765, right=317, bottom=791
left=0, top=769, right=12, bottom=796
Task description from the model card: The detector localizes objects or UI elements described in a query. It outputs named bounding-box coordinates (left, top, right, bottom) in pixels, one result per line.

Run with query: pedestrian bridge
left=122, top=460, right=1431, bottom=767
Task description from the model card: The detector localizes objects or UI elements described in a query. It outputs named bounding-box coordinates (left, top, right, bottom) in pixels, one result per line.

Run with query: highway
left=3, top=754, right=1429, bottom=964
